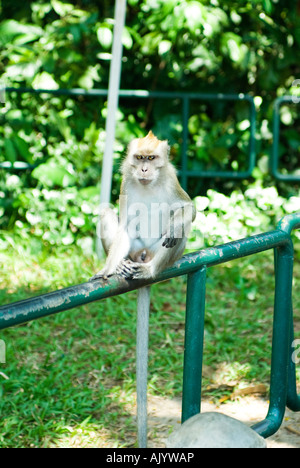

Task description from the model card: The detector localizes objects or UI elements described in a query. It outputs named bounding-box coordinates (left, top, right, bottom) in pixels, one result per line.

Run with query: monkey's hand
left=162, top=236, right=178, bottom=249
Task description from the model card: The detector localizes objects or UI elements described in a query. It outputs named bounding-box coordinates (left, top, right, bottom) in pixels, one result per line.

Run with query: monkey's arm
left=162, top=202, right=195, bottom=248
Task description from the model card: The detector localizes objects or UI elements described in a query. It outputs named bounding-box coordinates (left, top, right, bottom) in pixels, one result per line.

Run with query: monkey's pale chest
left=123, top=191, right=172, bottom=245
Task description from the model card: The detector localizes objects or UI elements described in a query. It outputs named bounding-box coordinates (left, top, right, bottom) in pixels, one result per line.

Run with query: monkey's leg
left=129, top=206, right=193, bottom=279
left=91, top=206, right=134, bottom=280
left=99, top=207, right=119, bottom=255
left=91, top=226, right=132, bottom=279
left=151, top=237, right=186, bottom=275
left=113, top=205, right=194, bottom=280
left=119, top=237, right=185, bottom=280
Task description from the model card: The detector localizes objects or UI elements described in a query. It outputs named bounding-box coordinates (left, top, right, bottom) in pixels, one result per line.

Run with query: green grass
left=0, top=243, right=299, bottom=447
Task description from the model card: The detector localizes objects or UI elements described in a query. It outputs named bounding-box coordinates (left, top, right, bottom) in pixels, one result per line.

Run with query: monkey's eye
left=148, top=155, right=155, bottom=161
left=135, top=155, right=144, bottom=160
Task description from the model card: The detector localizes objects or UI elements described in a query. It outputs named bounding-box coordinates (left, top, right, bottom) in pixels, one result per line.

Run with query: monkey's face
left=126, top=131, right=170, bottom=186
left=131, top=154, right=164, bottom=186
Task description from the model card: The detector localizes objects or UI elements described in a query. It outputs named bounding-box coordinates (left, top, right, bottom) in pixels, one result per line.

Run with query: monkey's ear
left=127, top=138, right=138, bottom=155
left=160, top=140, right=171, bottom=159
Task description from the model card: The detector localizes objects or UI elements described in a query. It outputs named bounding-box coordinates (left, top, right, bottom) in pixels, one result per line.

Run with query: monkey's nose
left=142, top=167, right=148, bottom=173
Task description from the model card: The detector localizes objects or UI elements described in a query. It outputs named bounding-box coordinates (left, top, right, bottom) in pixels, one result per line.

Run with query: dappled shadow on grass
left=0, top=284, right=140, bottom=447
left=0, top=270, right=186, bottom=447
left=0, top=250, right=299, bottom=447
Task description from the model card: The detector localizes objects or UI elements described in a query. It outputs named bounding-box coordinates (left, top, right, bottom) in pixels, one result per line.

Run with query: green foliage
left=188, top=182, right=300, bottom=251
left=0, top=1, right=300, bottom=448
left=0, top=0, right=300, bottom=249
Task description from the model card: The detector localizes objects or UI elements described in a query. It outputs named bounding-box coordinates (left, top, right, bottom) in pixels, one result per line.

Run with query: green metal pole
left=271, top=97, right=300, bottom=182
left=0, top=230, right=290, bottom=330
left=182, top=267, right=207, bottom=423
left=181, top=96, right=190, bottom=191
left=4, top=88, right=256, bottom=180
left=252, top=240, right=294, bottom=438
left=271, top=98, right=281, bottom=180
left=136, top=286, right=151, bottom=448
left=275, top=213, right=300, bottom=414
left=248, top=96, right=257, bottom=177
left=287, top=315, right=300, bottom=412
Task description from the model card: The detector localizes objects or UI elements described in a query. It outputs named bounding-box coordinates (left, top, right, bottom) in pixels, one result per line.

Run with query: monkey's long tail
left=136, top=286, right=151, bottom=448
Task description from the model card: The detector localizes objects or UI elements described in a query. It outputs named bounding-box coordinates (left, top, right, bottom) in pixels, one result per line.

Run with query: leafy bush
left=188, top=182, right=300, bottom=252
left=0, top=0, right=299, bottom=251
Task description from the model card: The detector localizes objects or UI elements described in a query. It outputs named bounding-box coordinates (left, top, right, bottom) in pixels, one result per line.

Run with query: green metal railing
left=1, top=87, right=256, bottom=188
left=2, top=88, right=300, bottom=184
left=0, top=212, right=299, bottom=442
left=271, top=96, right=300, bottom=182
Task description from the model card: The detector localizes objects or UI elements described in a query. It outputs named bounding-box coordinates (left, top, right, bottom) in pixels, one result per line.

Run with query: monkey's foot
left=90, top=270, right=111, bottom=281
left=116, top=259, right=144, bottom=280
left=127, top=263, right=153, bottom=280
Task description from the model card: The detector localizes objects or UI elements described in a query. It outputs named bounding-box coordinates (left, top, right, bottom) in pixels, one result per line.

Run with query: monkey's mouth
left=139, top=178, right=152, bottom=185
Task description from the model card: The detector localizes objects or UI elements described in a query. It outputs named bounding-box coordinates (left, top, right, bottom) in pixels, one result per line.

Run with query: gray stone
left=166, top=412, right=267, bottom=448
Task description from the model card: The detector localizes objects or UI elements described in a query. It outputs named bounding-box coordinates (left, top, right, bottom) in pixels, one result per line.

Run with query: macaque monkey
left=92, top=131, right=196, bottom=281
left=91, top=131, right=196, bottom=448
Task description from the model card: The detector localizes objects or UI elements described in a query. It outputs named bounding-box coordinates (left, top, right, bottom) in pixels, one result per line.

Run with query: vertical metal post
left=182, top=267, right=207, bottom=423
left=287, top=312, right=300, bottom=411
left=248, top=96, right=257, bottom=175
left=271, top=98, right=281, bottom=179
left=181, top=96, right=190, bottom=191
left=136, top=286, right=151, bottom=448
left=270, top=97, right=300, bottom=182
left=97, top=0, right=127, bottom=256
left=100, top=0, right=127, bottom=206
left=252, top=242, right=294, bottom=438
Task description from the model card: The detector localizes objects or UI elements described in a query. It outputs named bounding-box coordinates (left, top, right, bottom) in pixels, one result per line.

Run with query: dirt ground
left=146, top=395, right=300, bottom=448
